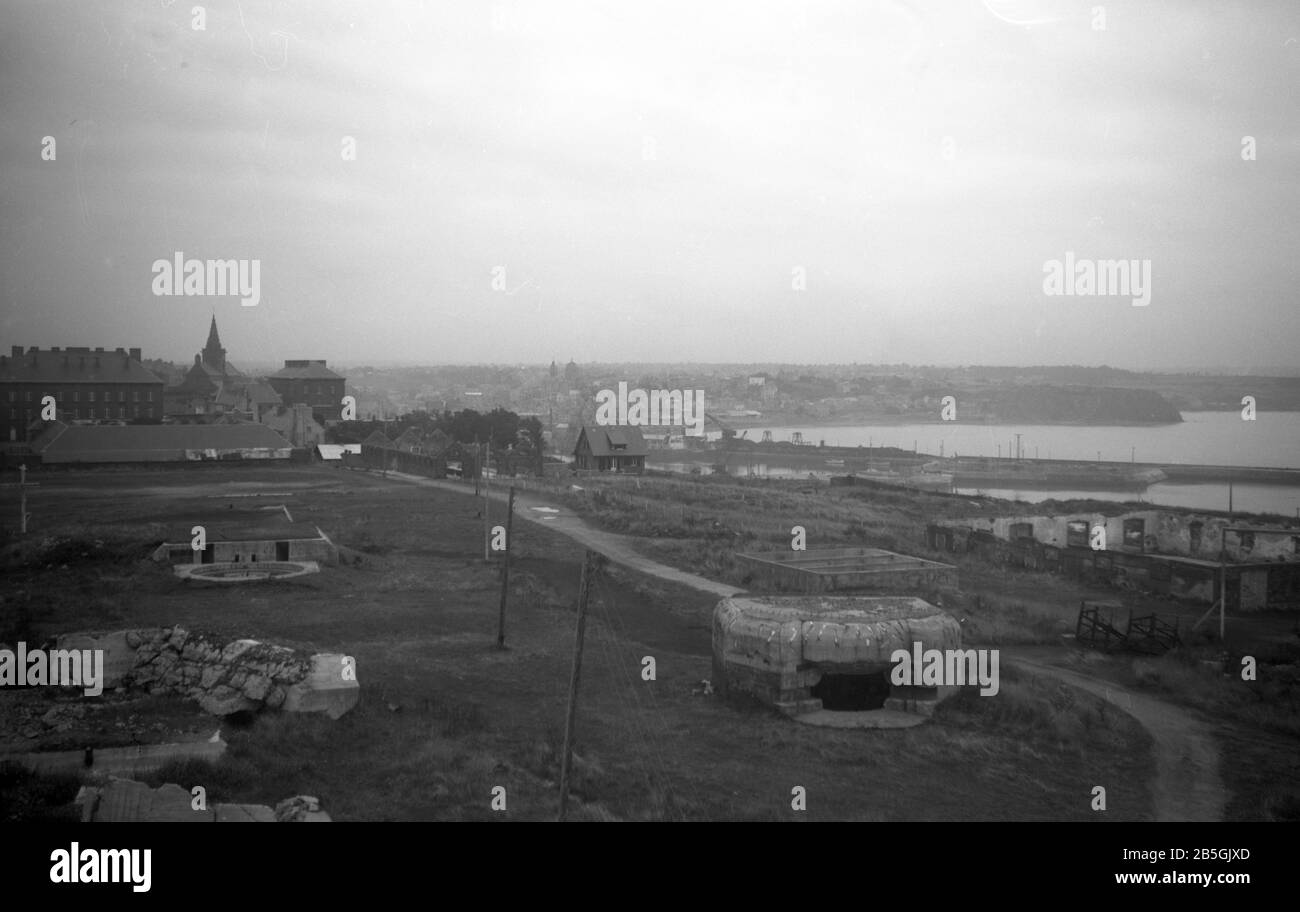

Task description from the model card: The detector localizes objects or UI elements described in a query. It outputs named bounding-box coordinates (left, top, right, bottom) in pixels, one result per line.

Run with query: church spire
left=202, top=315, right=227, bottom=373
left=206, top=315, right=222, bottom=351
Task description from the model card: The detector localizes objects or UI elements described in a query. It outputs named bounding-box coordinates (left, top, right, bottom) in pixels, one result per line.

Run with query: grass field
left=1, top=463, right=1292, bottom=820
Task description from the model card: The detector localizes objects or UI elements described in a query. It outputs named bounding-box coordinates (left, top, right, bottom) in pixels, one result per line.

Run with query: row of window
left=8, top=407, right=153, bottom=419
left=5, top=390, right=154, bottom=403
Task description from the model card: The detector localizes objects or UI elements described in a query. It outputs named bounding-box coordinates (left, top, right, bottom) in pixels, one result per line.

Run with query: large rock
left=241, top=674, right=271, bottom=702
left=282, top=654, right=359, bottom=720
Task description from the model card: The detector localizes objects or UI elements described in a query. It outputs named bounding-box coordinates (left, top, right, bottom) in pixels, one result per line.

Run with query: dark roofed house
left=573, top=425, right=647, bottom=474
left=362, top=429, right=395, bottom=448
left=31, top=421, right=293, bottom=463
left=267, top=360, right=346, bottom=422
left=392, top=427, right=425, bottom=454
left=424, top=428, right=452, bottom=456
left=0, top=345, right=164, bottom=442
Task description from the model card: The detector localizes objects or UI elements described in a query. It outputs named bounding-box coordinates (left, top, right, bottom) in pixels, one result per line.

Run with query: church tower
left=202, top=315, right=227, bottom=374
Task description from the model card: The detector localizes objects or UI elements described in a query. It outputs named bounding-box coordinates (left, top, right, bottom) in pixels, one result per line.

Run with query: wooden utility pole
left=1193, top=549, right=1230, bottom=640
left=558, top=550, right=598, bottom=821
left=482, top=443, right=491, bottom=561
left=496, top=486, right=515, bottom=649
left=1220, top=552, right=1227, bottom=639
left=17, top=464, right=34, bottom=534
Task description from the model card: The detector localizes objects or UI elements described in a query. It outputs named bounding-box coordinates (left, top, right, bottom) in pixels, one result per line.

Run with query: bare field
left=1, top=464, right=1169, bottom=820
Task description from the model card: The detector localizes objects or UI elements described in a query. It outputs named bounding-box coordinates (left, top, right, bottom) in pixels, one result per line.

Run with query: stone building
left=267, top=360, right=346, bottom=423
left=164, top=317, right=269, bottom=418
left=0, top=345, right=163, bottom=442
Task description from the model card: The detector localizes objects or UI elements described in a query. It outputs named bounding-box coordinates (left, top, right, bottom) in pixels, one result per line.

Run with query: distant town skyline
left=2, top=1, right=1297, bottom=370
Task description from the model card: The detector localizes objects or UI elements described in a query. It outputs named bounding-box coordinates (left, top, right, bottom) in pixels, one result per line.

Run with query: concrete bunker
left=152, top=526, right=337, bottom=566
left=147, top=506, right=337, bottom=567
left=711, top=595, right=963, bottom=720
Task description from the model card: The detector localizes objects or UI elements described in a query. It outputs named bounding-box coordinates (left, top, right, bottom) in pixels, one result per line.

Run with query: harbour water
left=664, top=411, right=1300, bottom=516
left=753, top=412, right=1300, bottom=468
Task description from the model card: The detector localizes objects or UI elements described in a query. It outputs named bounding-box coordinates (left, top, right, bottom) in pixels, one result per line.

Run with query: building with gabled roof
left=261, top=404, right=324, bottom=448
left=423, top=428, right=452, bottom=456
left=392, top=427, right=425, bottom=453
left=215, top=380, right=282, bottom=420
left=0, top=345, right=164, bottom=442
left=573, top=425, right=647, bottom=473
left=362, top=429, right=394, bottom=448
left=165, top=317, right=248, bottom=417
left=267, top=360, right=346, bottom=423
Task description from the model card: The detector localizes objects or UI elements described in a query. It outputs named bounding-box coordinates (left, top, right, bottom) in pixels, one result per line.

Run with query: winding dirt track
left=377, top=470, right=1226, bottom=820
left=1010, top=653, right=1225, bottom=821
left=383, top=472, right=744, bottom=597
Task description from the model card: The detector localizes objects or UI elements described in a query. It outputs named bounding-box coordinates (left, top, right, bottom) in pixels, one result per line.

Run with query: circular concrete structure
left=712, top=595, right=962, bottom=719
left=175, top=561, right=319, bottom=583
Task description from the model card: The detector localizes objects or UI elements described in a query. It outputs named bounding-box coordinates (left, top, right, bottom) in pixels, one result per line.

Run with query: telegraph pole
left=482, top=442, right=491, bottom=562
left=558, top=551, right=598, bottom=821
left=496, top=486, right=515, bottom=649
left=16, top=464, right=35, bottom=534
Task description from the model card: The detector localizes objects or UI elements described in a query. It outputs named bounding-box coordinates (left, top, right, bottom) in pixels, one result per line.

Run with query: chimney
left=129, top=348, right=141, bottom=361
left=195, top=354, right=202, bottom=366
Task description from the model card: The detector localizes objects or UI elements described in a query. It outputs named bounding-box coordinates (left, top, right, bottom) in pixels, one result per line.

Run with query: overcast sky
left=1, top=0, right=1297, bottom=370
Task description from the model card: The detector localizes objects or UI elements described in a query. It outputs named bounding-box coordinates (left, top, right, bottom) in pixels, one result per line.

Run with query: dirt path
left=377, top=471, right=744, bottom=598
left=1010, top=651, right=1226, bottom=821
left=367, top=469, right=1226, bottom=820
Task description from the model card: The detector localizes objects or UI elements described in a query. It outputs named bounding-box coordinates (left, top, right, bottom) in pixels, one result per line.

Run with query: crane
left=705, top=412, right=738, bottom=440
left=705, top=413, right=749, bottom=475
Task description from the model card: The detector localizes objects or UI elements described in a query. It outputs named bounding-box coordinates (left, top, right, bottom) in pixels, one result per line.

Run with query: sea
left=662, top=411, right=1300, bottom=517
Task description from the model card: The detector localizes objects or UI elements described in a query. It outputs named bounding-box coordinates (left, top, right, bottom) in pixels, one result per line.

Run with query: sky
left=1, top=0, right=1298, bottom=370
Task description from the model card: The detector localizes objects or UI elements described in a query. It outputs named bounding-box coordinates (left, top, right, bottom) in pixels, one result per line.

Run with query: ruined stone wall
left=56, top=626, right=357, bottom=718
left=126, top=627, right=312, bottom=716
left=974, top=509, right=1297, bottom=561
